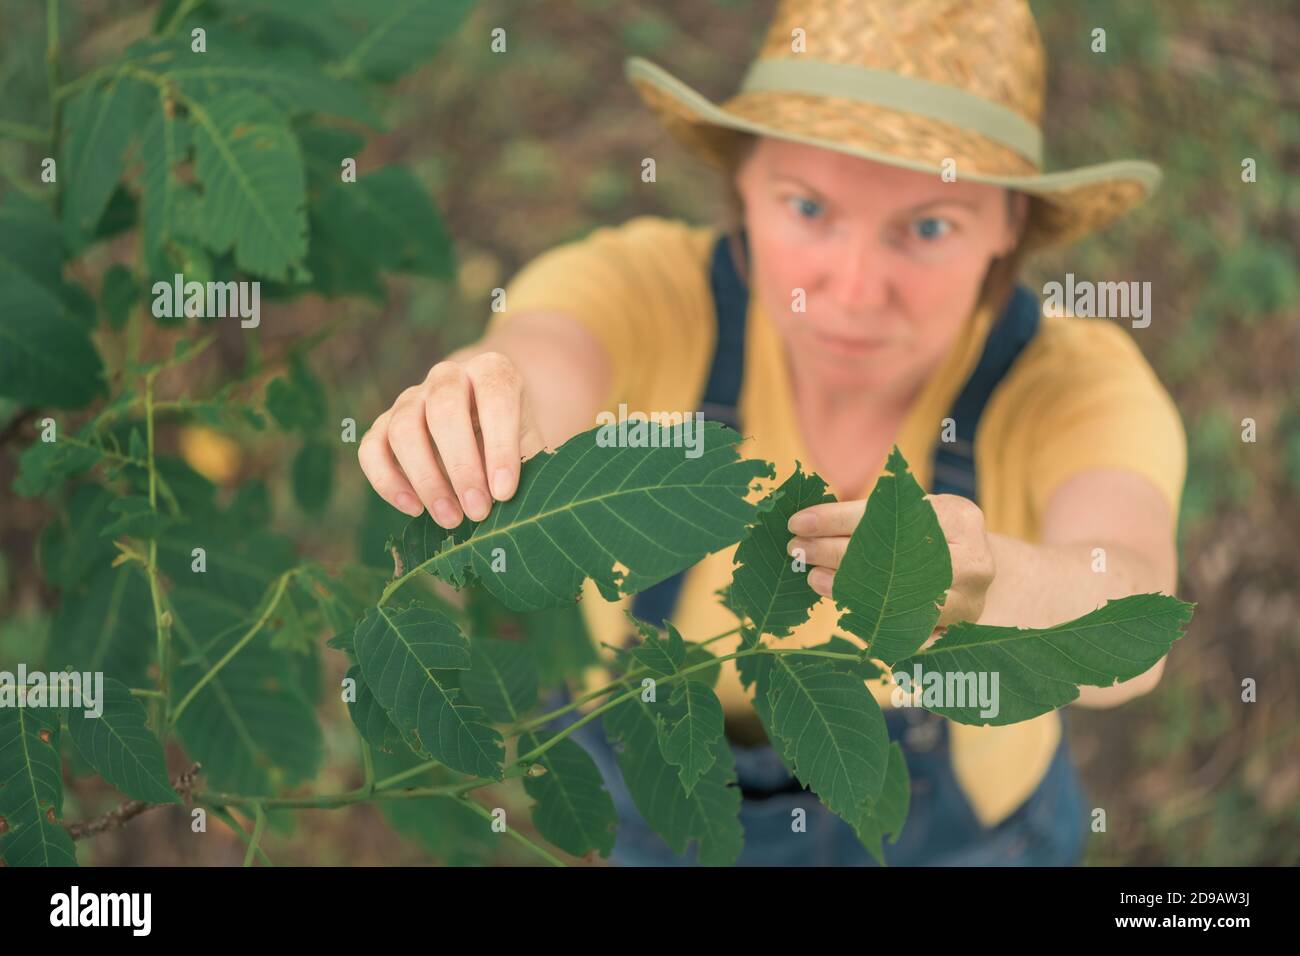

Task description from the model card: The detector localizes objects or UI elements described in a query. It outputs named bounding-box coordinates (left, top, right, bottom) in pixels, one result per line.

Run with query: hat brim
left=627, top=57, right=1161, bottom=249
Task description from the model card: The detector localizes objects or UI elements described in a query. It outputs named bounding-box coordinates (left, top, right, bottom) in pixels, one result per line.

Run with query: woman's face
left=735, top=136, right=1025, bottom=403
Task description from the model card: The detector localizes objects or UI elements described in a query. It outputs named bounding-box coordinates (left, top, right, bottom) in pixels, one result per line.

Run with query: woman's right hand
left=358, top=350, right=549, bottom=529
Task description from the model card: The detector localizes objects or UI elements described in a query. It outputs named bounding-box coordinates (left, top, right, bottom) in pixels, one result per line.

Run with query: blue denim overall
left=545, top=232, right=1090, bottom=866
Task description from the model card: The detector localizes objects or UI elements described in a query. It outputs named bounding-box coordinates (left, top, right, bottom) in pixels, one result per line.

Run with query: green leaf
left=894, top=593, right=1195, bottom=726
left=127, top=34, right=381, bottom=126
left=172, top=626, right=323, bottom=795
left=336, top=0, right=475, bottom=82
left=518, top=731, right=618, bottom=859
left=849, top=741, right=910, bottom=864
left=291, top=439, right=333, bottom=514
left=38, top=484, right=119, bottom=590
left=761, top=652, right=890, bottom=822
left=461, top=638, right=539, bottom=723
left=344, top=664, right=406, bottom=754
left=314, top=167, right=454, bottom=278
left=729, top=463, right=834, bottom=637
left=101, top=264, right=139, bottom=331
left=60, top=76, right=151, bottom=251
left=603, top=683, right=744, bottom=865
left=462, top=587, right=599, bottom=685
left=400, top=421, right=774, bottom=611
left=353, top=602, right=504, bottom=779
left=139, top=97, right=200, bottom=278
left=12, top=434, right=102, bottom=498
left=832, top=446, right=951, bottom=666
left=629, top=617, right=686, bottom=677
left=0, top=195, right=107, bottom=409
left=47, top=567, right=155, bottom=690
left=66, top=677, right=178, bottom=805
left=99, top=495, right=177, bottom=540
left=188, top=90, right=308, bottom=279
left=265, top=355, right=328, bottom=431
left=0, top=704, right=78, bottom=867
left=367, top=745, right=491, bottom=863
left=656, top=678, right=725, bottom=795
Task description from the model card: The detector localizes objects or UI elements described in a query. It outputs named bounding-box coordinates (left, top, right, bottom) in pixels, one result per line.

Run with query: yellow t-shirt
left=489, top=215, right=1187, bottom=827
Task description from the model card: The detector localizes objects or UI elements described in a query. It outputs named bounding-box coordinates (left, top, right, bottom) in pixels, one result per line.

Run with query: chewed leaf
left=397, top=421, right=773, bottom=612
left=729, top=463, right=835, bottom=639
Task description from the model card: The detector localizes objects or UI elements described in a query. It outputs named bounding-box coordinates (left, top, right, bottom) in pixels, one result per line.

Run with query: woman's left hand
left=786, top=493, right=997, bottom=628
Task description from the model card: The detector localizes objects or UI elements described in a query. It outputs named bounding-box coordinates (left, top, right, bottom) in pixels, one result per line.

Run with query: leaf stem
left=161, top=0, right=203, bottom=37
left=0, top=119, right=48, bottom=142
left=454, top=794, right=566, bottom=867
left=508, top=624, right=743, bottom=735
left=243, top=803, right=267, bottom=867
left=170, top=569, right=299, bottom=725
left=46, top=0, right=61, bottom=164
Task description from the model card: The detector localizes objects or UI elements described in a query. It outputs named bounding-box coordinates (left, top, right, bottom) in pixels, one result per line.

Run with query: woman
left=357, top=0, right=1185, bottom=865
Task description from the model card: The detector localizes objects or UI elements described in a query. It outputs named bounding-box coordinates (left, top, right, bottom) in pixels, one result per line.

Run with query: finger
left=936, top=587, right=981, bottom=628
left=465, top=352, right=523, bottom=502
left=807, top=566, right=835, bottom=597
left=786, top=535, right=849, bottom=570
left=788, top=500, right=866, bottom=537
left=424, top=361, right=492, bottom=522
left=518, top=397, right=548, bottom=461
left=387, top=391, right=463, bottom=529
left=358, top=410, right=423, bottom=517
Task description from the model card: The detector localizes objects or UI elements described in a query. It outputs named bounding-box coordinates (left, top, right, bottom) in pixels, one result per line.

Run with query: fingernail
left=491, top=467, right=515, bottom=500
left=463, top=487, right=490, bottom=521
left=432, top=498, right=461, bottom=528
left=788, top=512, right=816, bottom=535
left=787, top=537, right=806, bottom=555
left=395, top=492, right=423, bottom=517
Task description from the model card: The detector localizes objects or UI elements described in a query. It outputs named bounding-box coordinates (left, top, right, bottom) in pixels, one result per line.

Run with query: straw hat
left=626, top=0, right=1160, bottom=250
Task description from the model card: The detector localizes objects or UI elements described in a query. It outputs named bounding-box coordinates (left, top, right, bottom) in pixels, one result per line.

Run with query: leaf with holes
left=395, top=421, right=773, bottom=612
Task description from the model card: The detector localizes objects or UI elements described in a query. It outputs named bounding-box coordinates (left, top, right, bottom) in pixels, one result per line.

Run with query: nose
left=827, top=229, right=890, bottom=316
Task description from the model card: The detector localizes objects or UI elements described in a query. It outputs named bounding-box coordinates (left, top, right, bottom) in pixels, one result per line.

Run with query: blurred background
left=0, top=0, right=1296, bottom=865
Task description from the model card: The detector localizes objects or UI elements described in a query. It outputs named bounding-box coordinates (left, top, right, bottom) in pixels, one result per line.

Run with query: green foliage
left=0, top=0, right=1201, bottom=868
left=67, top=677, right=179, bottom=805
left=0, top=704, right=78, bottom=867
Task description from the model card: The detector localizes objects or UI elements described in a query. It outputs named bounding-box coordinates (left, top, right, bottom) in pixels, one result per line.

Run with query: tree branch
left=65, top=764, right=202, bottom=841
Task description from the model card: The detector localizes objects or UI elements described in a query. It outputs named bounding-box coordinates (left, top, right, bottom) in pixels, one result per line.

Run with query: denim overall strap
left=930, top=283, right=1042, bottom=500
left=630, top=231, right=750, bottom=629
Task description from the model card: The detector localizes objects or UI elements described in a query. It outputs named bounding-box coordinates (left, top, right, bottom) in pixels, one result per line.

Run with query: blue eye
left=913, top=216, right=952, bottom=240
left=789, top=197, right=824, bottom=220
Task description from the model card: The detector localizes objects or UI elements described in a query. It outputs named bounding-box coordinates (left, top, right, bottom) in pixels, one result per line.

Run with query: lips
left=809, top=328, right=891, bottom=356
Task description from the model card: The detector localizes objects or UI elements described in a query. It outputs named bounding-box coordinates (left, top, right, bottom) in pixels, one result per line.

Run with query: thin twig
left=66, top=764, right=202, bottom=841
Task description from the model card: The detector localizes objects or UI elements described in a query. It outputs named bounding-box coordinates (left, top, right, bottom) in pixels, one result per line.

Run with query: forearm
left=979, top=533, right=1175, bottom=707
